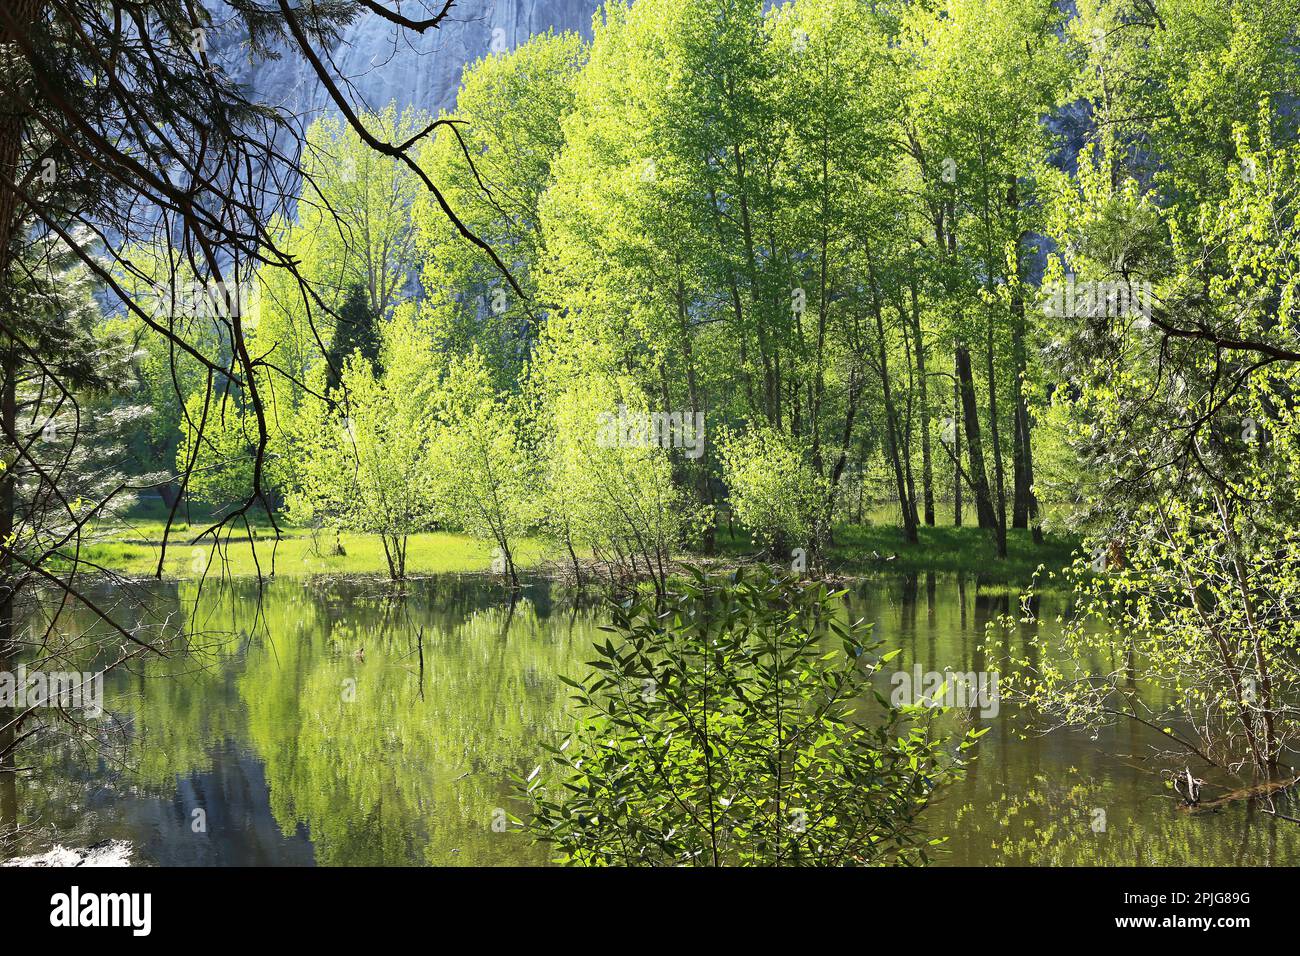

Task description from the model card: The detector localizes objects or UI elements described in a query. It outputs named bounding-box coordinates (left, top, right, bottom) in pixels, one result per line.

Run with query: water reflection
left=3, top=572, right=1297, bottom=866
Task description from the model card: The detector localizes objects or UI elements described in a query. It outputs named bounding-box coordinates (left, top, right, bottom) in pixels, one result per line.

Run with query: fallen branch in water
left=1176, top=775, right=1300, bottom=815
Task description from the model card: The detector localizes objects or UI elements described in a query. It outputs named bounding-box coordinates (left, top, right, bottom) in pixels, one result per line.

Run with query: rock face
left=227, top=1, right=602, bottom=123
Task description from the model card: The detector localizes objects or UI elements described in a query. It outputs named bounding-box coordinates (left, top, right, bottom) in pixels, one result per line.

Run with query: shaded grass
left=712, top=521, right=1079, bottom=585
left=828, top=524, right=1078, bottom=582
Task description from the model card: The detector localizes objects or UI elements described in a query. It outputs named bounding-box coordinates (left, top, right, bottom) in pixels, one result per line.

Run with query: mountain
left=227, top=1, right=602, bottom=126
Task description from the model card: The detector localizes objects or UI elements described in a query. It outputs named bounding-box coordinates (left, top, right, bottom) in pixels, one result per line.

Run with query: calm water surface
left=3, top=573, right=1297, bottom=866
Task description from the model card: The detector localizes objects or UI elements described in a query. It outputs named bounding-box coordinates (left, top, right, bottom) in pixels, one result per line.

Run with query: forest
left=1, top=0, right=1299, bottom=873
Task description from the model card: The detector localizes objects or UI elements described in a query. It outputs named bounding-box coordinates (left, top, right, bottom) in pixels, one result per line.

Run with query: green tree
left=896, top=0, right=1069, bottom=553
left=414, top=31, right=587, bottom=386
left=717, top=425, right=829, bottom=562
left=175, top=389, right=259, bottom=511
left=324, top=282, right=381, bottom=396
left=300, top=105, right=427, bottom=320
left=1013, top=120, right=1300, bottom=781
left=1008, top=0, right=1300, bottom=781
left=284, top=309, right=440, bottom=581
left=428, top=352, right=537, bottom=587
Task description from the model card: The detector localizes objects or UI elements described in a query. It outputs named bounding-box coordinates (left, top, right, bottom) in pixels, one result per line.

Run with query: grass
left=79, top=528, right=561, bottom=579
left=828, top=524, right=1078, bottom=581
left=78, top=498, right=1079, bottom=584
left=712, top=519, right=1079, bottom=585
left=73, top=500, right=561, bottom=579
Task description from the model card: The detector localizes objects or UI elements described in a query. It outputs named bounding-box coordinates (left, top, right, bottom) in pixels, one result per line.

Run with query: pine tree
left=325, top=283, right=381, bottom=396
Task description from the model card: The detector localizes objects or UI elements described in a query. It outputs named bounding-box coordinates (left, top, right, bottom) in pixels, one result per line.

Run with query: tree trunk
left=952, top=370, right=962, bottom=527
left=0, top=340, right=16, bottom=839
left=675, top=264, right=714, bottom=553
left=878, top=362, right=916, bottom=542
left=499, top=535, right=519, bottom=589
left=867, top=247, right=917, bottom=543
left=955, top=344, right=997, bottom=531
left=984, top=321, right=1008, bottom=559
left=0, top=5, right=28, bottom=812
left=1012, top=317, right=1043, bottom=544
left=564, top=526, right=582, bottom=588
left=910, top=270, right=935, bottom=526
left=1007, top=177, right=1041, bottom=542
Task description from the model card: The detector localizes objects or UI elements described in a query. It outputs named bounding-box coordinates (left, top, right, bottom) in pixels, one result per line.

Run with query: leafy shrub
left=521, top=566, right=981, bottom=865
left=718, top=426, right=830, bottom=560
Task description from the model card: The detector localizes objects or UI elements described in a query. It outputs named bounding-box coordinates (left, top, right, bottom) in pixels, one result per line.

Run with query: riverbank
left=79, top=504, right=1080, bottom=586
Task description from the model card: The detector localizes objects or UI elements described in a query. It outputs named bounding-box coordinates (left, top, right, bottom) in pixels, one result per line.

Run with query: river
left=2, top=573, right=1296, bottom=865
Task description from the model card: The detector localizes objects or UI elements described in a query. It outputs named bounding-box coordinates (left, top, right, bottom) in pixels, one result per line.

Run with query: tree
left=324, top=283, right=381, bottom=396
left=285, top=309, right=440, bottom=581
left=0, top=229, right=145, bottom=789
left=299, top=106, right=427, bottom=321
left=414, top=31, right=586, bottom=387
left=1007, top=0, right=1300, bottom=785
left=175, top=389, right=261, bottom=512
left=428, top=352, right=537, bottom=588
left=896, top=0, right=1069, bottom=555
left=536, top=360, right=695, bottom=600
